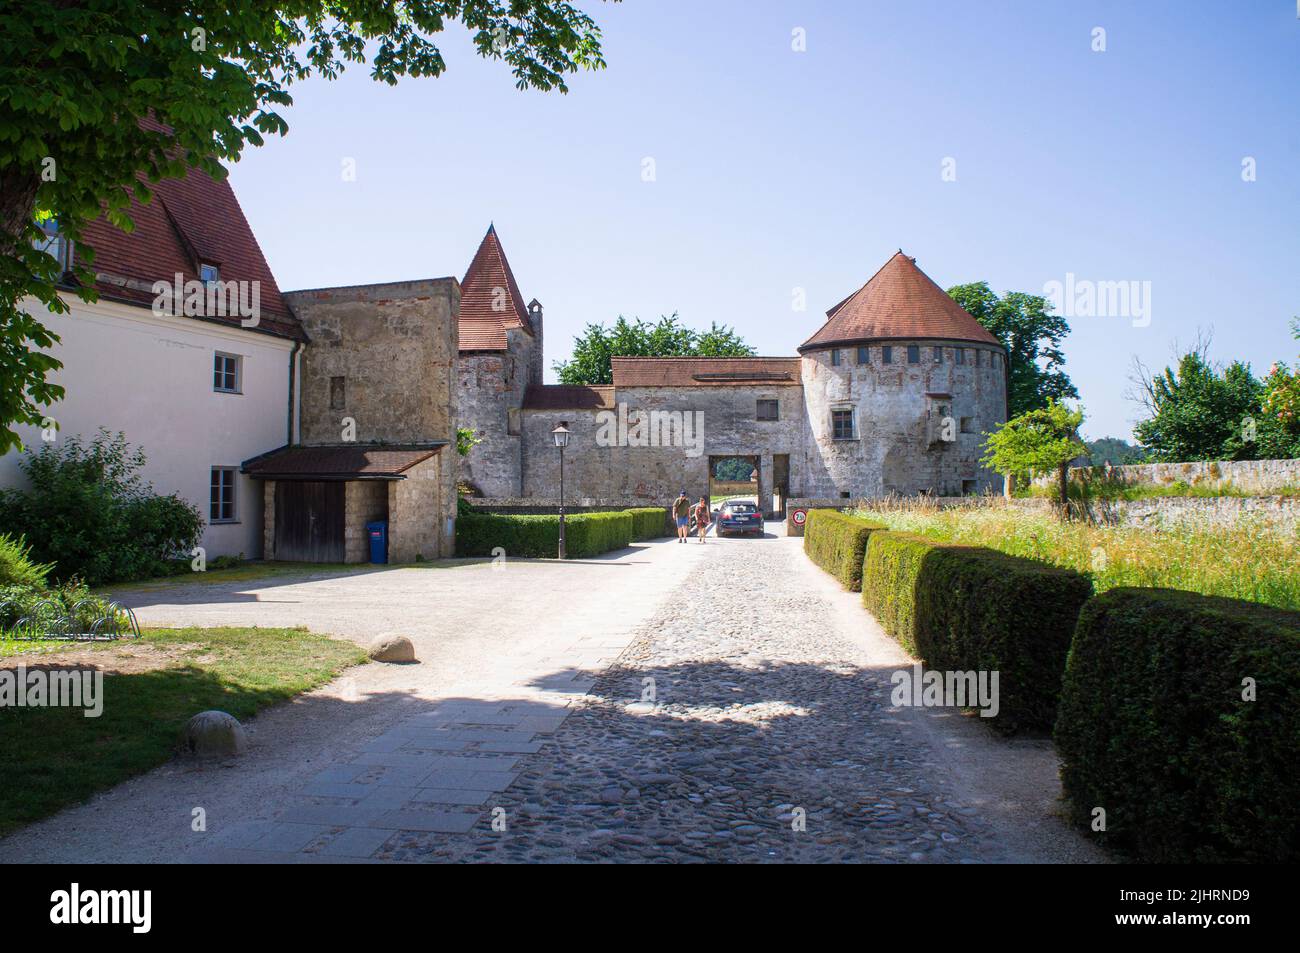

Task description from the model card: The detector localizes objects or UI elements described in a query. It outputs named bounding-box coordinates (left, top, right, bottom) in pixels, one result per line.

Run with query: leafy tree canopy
left=948, top=282, right=1077, bottom=417
left=1083, top=437, right=1147, bottom=467
left=554, top=313, right=754, bottom=385
left=981, top=399, right=1086, bottom=506
left=0, top=0, right=613, bottom=453
left=1130, top=347, right=1265, bottom=462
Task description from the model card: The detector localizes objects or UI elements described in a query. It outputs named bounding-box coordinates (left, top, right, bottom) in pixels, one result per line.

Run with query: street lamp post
left=552, top=423, right=571, bottom=559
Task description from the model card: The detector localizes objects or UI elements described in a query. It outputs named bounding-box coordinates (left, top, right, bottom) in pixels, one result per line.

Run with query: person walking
left=672, top=491, right=691, bottom=543
left=692, top=495, right=711, bottom=543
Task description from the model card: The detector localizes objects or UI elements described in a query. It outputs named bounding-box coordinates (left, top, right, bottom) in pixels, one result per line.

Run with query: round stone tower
left=798, top=251, right=1008, bottom=499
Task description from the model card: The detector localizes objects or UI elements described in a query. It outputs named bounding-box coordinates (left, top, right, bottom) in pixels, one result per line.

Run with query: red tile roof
left=459, top=225, right=533, bottom=352
left=611, top=356, right=802, bottom=387
left=800, top=251, right=999, bottom=351
left=523, top=384, right=616, bottom=410
left=75, top=168, right=303, bottom=340
left=242, top=444, right=445, bottom=479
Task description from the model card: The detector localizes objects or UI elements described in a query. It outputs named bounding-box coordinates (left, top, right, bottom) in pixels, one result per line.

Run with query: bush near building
left=625, top=507, right=670, bottom=541
left=803, top=509, right=885, bottom=591
left=861, top=531, right=1092, bottom=733
left=455, top=509, right=634, bottom=559
left=1055, top=587, right=1300, bottom=862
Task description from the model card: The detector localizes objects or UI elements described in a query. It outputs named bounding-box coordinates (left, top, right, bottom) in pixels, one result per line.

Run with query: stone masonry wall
left=1037, top=458, right=1300, bottom=495
left=456, top=326, right=535, bottom=497
left=388, top=453, right=449, bottom=561
left=344, top=480, right=389, bottom=563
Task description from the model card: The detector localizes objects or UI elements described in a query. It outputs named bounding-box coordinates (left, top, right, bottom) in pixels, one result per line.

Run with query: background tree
left=1255, top=319, right=1300, bottom=459
left=948, top=282, right=1077, bottom=417
left=554, top=313, right=753, bottom=385
left=1083, top=437, right=1147, bottom=467
left=0, top=0, right=613, bottom=453
left=981, top=399, right=1086, bottom=509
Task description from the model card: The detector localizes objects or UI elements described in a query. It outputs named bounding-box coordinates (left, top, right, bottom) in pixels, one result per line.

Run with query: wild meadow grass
left=853, top=499, right=1300, bottom=612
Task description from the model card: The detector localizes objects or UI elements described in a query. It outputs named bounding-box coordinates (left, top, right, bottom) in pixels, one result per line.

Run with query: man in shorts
left=672, top=491, right=691, bottom=543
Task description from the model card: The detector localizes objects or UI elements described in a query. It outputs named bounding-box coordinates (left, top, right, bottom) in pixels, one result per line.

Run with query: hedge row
left=625, top=507, right=670, bottom=541
left=1055, top=587, right=1300, bottom=862
left=456, top=510, right=633, bottom=559
left=861, top=531, right=1093, bottom=733
left=802, top=510, right=885, bottom=591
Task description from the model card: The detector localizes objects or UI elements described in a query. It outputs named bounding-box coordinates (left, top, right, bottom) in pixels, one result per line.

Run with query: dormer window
left=33, top=219, right=73, bottom=275
left=200, top=262, right=220, bottom=287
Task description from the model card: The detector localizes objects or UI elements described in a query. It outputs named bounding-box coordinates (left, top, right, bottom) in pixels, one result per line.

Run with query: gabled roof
left=611, top=356, right=802, bottom=387
left=799, top=251, right=998, bottom=351
left=459, top=224, right=533, bottom=352
left=75, top=168, right=303, bottom=340
left=242, top=444, right=445, bottom=480
left=523, top=384, right=616, bottom=410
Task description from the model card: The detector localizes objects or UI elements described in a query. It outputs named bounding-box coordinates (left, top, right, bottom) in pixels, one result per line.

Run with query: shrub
left=803, top=509, right=885, bottom=591
left=0, top=429, right=203, bottom=586
left=0, top=534, right=52, bottom=590
left=456, top=510, right=633, bottom=559
left=862, top=531, right=1092, bottom=733
left=626, top=507, right=669, bottom=541
left=0, top=579, right=120, bottom=636
left=1055, top=587, right=1300, bottom=862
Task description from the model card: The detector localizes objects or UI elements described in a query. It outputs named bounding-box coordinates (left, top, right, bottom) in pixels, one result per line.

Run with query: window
left=330, top=376, right=346, bottom=410
left=830, top=349, right=841, bottom=366
left=933, top=346, right=943, bottom=363
left=955, top=348, right=966, bottom=366
left=960, top=416, right=974, bottom=434
left=961, top=479, right=978, bottom=496
left=839, top=491, right=851, bottom=499
left=882, top=346, right=893, bottom=364
left=213, top=352, right=241, bottom=393
left=200, top=262, right=220, bottom=287
left=33, top=218, right=73, bottom=275
left=974, top=350, right=981, bottom=367
left=756, top=399, right=779, bottom=421
left=907, top=345, right=920, bottom=364
left=210, top=467, right=237, bottom=523
left=856, top=346, right=869, bottom=365
left=831, top=409, right=855, bottom=440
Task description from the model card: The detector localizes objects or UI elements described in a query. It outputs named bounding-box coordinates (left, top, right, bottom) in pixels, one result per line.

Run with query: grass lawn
left=0, top=626, right=366, bottom=838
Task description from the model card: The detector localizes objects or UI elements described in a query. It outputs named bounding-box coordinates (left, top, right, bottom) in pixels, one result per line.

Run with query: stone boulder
left=185, top=710, right=247, bottom=758
left=369, top=634, right=416, bottom=663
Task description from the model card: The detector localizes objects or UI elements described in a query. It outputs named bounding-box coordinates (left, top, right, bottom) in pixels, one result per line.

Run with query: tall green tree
left=981, top=399, right=1086, bottom=508
left=0, top=1, right=613, bottom=453
left=554, top=313, right=753, bottom=385
left=1130, top=347, right=1264, bottom=462
left=948, top=282, right=1077, bottom=417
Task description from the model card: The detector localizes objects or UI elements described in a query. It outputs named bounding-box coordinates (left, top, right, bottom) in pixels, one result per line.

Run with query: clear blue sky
left=226, top=0, right=1300, bottom=441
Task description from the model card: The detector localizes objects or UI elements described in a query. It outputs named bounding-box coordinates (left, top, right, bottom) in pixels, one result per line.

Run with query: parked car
left=715, top=500, right=763, bottom=537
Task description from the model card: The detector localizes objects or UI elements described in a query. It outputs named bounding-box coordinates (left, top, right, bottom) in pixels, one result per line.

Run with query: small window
left=831, top=409, right=855, bottom=440
left=330, top=376, right=346, bottom=410
left=933, top=346, right=943, bottom=363
left=907, top=345, right=920, bottom=364
left=756, top=399, right=779, bottom=421
left=974, top=350, right=981, bottom=367
left=213, top=352, right=241, bottom=393
left=210, top=467, right=237, bottom=523
left=34, top=218, right=74, bottom=275
left=200, top=262, right=220, bottom=287
left=839, top=491, right=851, bottom=499
left=955, top=348, right=965, bottom=366
left=961, top=479, right=978, bottom=496
left=830, top=349, right=841, bottom=367
left=960, top=416, right=974, bottom=434
left=856, top=346, right=869, bottom=365
left=882, top=345, right=893, bottom=364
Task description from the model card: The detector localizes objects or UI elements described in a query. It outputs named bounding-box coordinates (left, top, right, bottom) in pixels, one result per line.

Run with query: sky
left=225, top=0, right=1300, bottom=441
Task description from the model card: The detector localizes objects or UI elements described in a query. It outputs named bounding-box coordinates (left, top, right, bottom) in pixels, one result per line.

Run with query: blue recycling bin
left=366, top=521, right=388, bottom=564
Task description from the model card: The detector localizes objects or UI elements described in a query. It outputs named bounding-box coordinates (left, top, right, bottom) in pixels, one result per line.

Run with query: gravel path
left=0, top=529, right=1104, bottom=864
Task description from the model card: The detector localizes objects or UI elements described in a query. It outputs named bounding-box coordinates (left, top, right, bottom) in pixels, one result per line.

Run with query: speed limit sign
left=792, top=509, right=806, bottom=525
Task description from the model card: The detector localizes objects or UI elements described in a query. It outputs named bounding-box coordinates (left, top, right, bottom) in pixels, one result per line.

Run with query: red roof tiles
left=459, top=225, right=533, bottom=352
left=800, top=251, right=998, bottom=351
left=76, top=169, right=303, bottom=340
left=611, top=357, right=802, bottom=387
left=523, top=384, right=616, bottom=410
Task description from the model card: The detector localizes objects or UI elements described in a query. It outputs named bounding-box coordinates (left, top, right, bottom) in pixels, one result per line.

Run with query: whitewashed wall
left=0, top=294, right=295, bottom=558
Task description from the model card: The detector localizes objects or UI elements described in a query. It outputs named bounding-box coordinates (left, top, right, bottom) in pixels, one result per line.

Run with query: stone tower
left=797, top=251, right=1008, bottom=498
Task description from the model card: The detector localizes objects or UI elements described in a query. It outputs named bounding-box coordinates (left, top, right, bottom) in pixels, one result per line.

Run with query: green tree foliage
left=0, top=429, right=204, bottom=585
left=981, top=399, right=1086, bottom=507
left=1083, top=437, right=1147, bottom=467
left=1131, top=348, right=1265, bottom=462
left=553, top=313, right=754, bottom=385
left=0, top=1, right=613, bottom=453
left=947, top=282, right=1077, bottom=417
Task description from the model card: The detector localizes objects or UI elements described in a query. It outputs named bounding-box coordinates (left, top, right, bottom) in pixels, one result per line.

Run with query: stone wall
left=388, top=453, right=449, bottom=562
left=285, top=279, right=458, bottom=446
left=456, top=325, right=535, bottom=497
left=345, top=480, right=389, bottom=563
left=1042, top=458, right=1300, bottom=495
left=800, top=342, right=1006, bottom=499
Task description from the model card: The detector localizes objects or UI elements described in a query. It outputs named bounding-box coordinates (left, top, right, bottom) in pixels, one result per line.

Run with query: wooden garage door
left=274, top=481, right=345, bottom=563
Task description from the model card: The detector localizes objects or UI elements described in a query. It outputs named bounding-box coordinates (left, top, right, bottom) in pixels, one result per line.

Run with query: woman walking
left=692, top=496, right=712, bottom=543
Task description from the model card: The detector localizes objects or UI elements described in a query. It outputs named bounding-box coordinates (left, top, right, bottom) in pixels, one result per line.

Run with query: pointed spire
left=459, top=224, right=534, bottom=351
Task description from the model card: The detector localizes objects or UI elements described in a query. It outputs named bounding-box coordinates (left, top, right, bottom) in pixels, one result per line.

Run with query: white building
left=2, top=171, right=306, bottom=558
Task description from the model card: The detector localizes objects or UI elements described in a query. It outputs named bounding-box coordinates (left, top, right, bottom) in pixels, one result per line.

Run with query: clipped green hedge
left=862, top=531, right=1092, bottom=733
left=626, top=507, right=670, bottom=541
left=803, top=509, right=885, bottom=591
left=455, top=510, right=633, bottom=559
left=1055, top=587, right=1300, bottom=862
